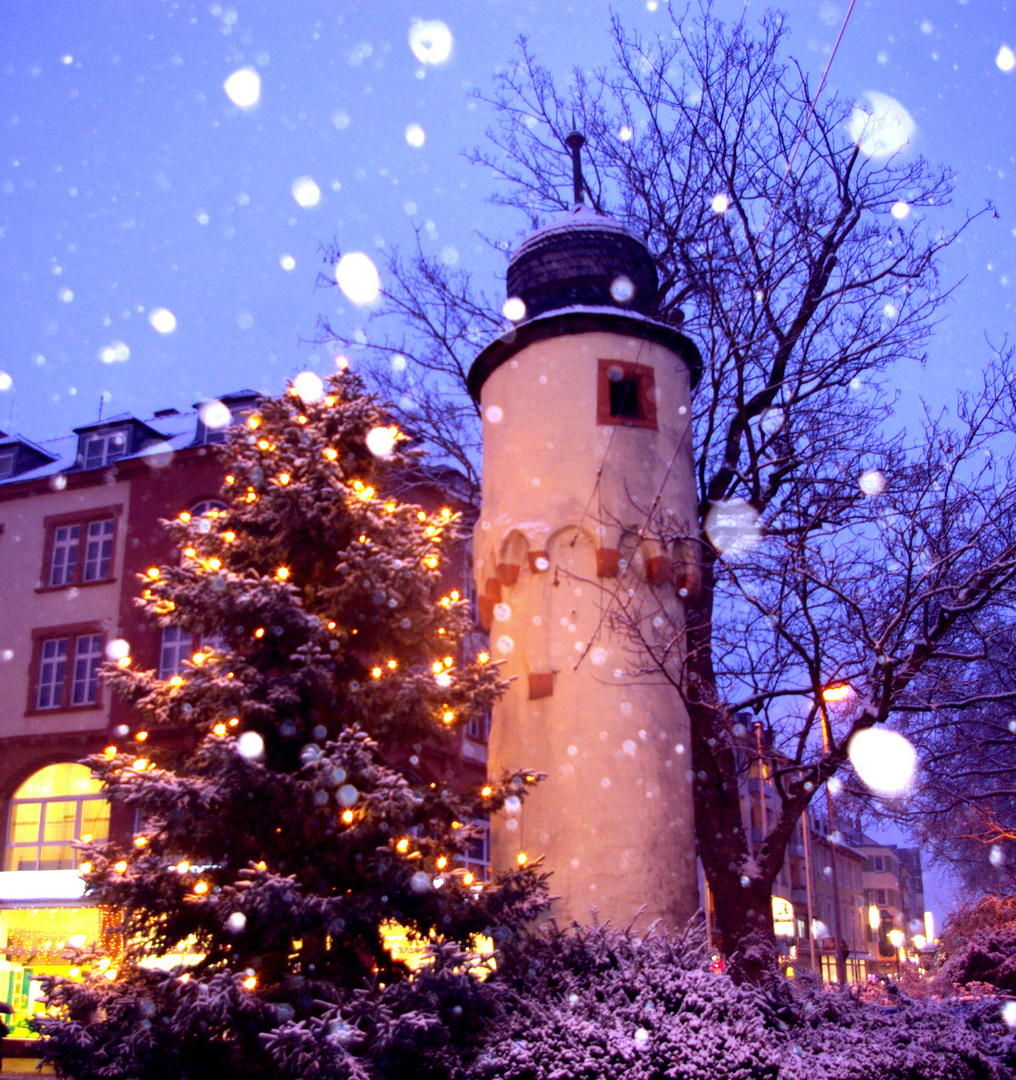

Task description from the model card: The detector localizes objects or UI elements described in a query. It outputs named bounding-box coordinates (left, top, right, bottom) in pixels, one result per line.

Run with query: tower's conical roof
left=506, top=204, right=659, bottom=321
left=467, top=204, right=700, bottom=401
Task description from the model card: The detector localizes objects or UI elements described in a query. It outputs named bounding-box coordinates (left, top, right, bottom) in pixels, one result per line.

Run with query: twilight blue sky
left=2, top=0, right=1014, bottom=441
left=2, top=0, right=1015, bottom=925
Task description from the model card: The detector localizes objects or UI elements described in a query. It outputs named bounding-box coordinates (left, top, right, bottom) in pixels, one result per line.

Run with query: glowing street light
left=887, top=928, right=905, bottom=976
left=822, top=683, right=854, bottom=704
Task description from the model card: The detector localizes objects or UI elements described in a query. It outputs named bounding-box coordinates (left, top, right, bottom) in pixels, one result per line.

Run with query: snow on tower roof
left=510, top=203, right=644, bottom=260
left=506, top=204, right=660, bottom=323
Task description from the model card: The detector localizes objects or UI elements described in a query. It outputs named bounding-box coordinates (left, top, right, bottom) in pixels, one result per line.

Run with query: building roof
left=469, top=204, right=701, bottom=399
left=0, top=394, right=250, bottom=489
left=506, top=204, right=660, bottom=323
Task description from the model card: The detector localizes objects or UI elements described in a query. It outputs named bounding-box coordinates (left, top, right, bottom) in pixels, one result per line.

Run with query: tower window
left=610, top=377, right=641, bottom=418
left=597, top=359, right=657, bottom=429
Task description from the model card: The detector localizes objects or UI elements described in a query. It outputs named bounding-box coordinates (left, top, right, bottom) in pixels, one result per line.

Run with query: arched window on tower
left=4, top=764, right=109, bottom=872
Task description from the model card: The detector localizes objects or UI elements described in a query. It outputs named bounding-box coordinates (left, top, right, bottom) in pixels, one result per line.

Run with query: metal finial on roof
left=564, top=129, right=586, bottom=205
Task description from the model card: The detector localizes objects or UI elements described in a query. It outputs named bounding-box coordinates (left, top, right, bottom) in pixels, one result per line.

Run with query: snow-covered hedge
left=37, top=921, right=1016, bottom=1078
left=463, top=923, right=1016, bottom=1080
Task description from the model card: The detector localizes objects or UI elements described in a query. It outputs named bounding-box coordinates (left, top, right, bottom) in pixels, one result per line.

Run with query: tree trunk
left=686, top=553, right=781, bottom=986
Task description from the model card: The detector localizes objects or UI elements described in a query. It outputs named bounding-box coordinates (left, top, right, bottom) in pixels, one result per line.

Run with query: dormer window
left=0, top=437, right=57, bottom=481
left=193, top=392, right=260, bottom=445
left=81, top=429, right=128, bottom=469
left=597, top=359, right=657, bottom=430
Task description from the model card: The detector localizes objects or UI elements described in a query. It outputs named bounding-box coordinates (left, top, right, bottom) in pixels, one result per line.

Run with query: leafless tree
left=320, top=2, right=1016, bottom=983
left=876, top=630, right=1016, bottom=898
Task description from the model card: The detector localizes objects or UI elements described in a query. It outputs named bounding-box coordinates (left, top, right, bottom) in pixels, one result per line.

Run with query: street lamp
left=887, top=929, right=905, bottom=977
left=820, top=682, right=855, bottom=986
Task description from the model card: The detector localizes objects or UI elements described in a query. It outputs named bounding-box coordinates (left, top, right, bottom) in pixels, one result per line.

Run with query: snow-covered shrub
left=460, top=922, right=1016, bottom=1080
left=936, top=895, right=1016, bottom=994
left=782, top=983, right=1016, bottom=1080
left=466, top=921, right=783, bottom=1079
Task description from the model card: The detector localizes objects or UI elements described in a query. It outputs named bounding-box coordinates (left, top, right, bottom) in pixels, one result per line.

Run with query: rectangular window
left=81, top=429, right=128, bottom=469
left=41, top=507, right=121, bottom=589
left=82, top=519, right=115, bottom=582
left=71, top=634, right=103, bottom=705
left=462, top=816, right=490, bottom=880
left=159, top=625, right=190, bottom=679
left=0, top=450, right=14, bottom=479
left=466, top=711, right=491, bottom=743
left=31, top=626, right=104, bottom=712
left=36, top=638, right=69, bottom=709
left=597, top=359, right=657, bottom=430
left=50, top=525, right=81, bottom=586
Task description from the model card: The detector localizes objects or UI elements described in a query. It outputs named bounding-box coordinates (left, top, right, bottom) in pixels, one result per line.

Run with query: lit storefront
left=0, top=764, right=115, bottom=1036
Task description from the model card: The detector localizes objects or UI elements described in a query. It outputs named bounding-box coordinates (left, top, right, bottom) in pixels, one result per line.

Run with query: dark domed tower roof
left=506, top=204, right=659, bottom=320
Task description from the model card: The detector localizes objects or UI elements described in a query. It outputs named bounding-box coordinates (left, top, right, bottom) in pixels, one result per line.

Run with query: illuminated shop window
left=4, top=764, right=109, bottom=872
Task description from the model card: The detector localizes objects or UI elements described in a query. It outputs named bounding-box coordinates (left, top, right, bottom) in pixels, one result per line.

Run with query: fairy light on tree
left=37, top=370, right=546, bottom=1077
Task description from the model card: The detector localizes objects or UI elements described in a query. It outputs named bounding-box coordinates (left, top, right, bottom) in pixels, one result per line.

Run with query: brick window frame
left=38, top=504, right=123, bottom=591
left=596, top=359, right=657, bottom=430
left=27, top=622, right=106, bottom=715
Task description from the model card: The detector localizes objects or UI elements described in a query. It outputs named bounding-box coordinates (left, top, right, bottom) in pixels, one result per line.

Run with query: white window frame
left=190, top=499, right=227, bottom=519
left=81, top=429, right=128, bottom=469
left=461, top=816, right=491, bottom=880
left=82, top=519, right=115, bottom=583
left=466, top=711, right=491, bottom=744
left=4, top=765, right=109, bottom=872
left=36, top=638, right=69, bottom=710
left=49, top=525, right=81, bottom=587
left=159, top=625, right=191, bottom=679
left=71, top=634, right=103, bottom=706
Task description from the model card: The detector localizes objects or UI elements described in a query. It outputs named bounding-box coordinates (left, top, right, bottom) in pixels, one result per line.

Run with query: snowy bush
left=936, top=895, right=1016, bottom=994
left=457, top=922, right=1016, bottom=1080
left=465, top=922, right=783, bottom=1080
left=782, top=983, right=1016, bottom=1080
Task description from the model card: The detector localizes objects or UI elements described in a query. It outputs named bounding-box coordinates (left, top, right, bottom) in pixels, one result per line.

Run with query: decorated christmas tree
left=36, top=371, right=546, bottom=1080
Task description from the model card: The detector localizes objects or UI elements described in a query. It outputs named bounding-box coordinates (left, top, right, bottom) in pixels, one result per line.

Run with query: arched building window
left=189, top=499, right=227, bottom=520
left=4, top=764, right=109, bottom=872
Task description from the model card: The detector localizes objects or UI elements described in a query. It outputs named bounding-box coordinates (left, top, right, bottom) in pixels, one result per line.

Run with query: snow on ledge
left=0, top=870, right=86, bottom=903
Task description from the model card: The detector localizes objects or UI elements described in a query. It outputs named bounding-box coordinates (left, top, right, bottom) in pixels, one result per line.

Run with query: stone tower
left=468, top=191, right=703, bottom=929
